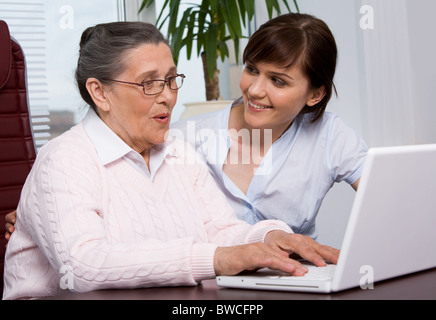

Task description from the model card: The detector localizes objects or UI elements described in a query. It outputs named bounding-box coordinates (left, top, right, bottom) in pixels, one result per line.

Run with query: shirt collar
left=82, top=109, right=176, bottom=180
left=82, top=108, right=132, bottom=166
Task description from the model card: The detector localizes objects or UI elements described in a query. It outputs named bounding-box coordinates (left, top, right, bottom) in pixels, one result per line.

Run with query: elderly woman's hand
left=213, top=231, right=340, bottom=277
left=214, top=242, right=309, bottom=277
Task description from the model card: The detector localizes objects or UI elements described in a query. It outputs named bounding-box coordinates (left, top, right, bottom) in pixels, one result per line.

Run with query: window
left=0, top=0, right=124, bottom=148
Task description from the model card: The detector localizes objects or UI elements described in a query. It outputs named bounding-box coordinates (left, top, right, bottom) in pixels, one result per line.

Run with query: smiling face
left=237, top=13, right=338, bottom=137
left=88, top=43, right=178, bottom=155
left=238, top=60, right=325, bottom=136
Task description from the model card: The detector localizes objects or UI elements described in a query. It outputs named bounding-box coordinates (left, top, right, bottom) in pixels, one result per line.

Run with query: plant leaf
left=205, top=23, right=218, bottom=79
left=170, top=8, right=193, bottom=64
left=219, top=0, right=242, bottom=39
left=217, top=40, right=229, bottom=62
left=167, top=0, right=181, bottom=34
left=155, top=0, right=170, bottom=26
left=293, top=0, right=300, bottom=12
left=139, top=0, right=155, bottom=13
left=243, top=0, right=255, bottom=19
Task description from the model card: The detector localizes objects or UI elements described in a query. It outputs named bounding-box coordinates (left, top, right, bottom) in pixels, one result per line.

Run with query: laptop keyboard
left=269, top=264, right=337, bottom=281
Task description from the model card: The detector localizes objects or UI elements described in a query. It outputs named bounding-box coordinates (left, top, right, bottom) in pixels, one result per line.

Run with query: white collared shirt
left=82, top=108, right=172, bottom=181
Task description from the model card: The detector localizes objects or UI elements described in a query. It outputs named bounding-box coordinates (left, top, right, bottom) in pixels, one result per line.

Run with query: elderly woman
left=3, top=22, right=338, bottom=300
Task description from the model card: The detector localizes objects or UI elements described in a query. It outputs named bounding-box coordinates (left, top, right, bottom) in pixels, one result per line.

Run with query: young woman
left=3, top=21, right=338, bottom=300
left=171, top=13, right=368, bottom=240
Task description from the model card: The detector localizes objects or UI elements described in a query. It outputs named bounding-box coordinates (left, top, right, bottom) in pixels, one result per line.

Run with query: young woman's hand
left=213, top=231, right=340, bottom=276
left=264, top=230, right=340, bottom=266
left=4, top=210, right=16, bottom=241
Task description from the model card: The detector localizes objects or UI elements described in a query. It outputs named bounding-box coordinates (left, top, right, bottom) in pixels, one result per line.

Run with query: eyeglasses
left=103, top=74, right=186, bottom=96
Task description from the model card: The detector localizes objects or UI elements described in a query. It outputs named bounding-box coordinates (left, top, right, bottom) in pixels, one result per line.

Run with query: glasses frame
left=103, top=74, right=186, bottom=96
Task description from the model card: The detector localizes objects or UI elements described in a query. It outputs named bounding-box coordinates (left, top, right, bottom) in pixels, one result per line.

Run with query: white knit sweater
left=3, top=117, right=291, bottom=300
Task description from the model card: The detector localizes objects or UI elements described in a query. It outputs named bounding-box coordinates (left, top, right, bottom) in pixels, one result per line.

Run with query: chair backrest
left=0, top=20, right=36, bottom=292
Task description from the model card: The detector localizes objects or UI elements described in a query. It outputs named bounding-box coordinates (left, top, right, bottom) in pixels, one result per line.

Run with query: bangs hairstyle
left=243, top=13, right=338, bottom=122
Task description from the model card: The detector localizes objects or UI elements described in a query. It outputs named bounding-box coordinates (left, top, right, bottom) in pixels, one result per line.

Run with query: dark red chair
left=0, top=20, right=36, bottom=294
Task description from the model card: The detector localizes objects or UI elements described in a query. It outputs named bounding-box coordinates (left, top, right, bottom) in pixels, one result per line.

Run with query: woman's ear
left=86, top=78, right=111, bottom=112
left=307, top=86, right=326, bottom=107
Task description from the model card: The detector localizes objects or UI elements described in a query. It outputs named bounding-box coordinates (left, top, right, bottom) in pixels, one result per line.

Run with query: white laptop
left=217, top=144, right=436, bottom=293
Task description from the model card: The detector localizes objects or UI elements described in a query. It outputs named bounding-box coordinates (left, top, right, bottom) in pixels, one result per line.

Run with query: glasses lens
left=142, top=75, right=185, bottom=95
left=143, top=81, right=165, bottom=95
left=169, top=75, right=184, bottom=90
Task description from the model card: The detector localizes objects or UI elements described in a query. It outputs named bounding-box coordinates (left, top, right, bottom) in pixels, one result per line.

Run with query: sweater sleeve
left=19, top=137, right=204, bottom=293
left=187, top=162, right=292, bottom=283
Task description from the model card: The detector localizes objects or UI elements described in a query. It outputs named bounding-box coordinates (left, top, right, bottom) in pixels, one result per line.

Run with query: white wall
left=406, top=0, right=436, bottom=145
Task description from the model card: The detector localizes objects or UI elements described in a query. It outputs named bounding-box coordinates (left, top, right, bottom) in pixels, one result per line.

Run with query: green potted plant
left=140, top=0, right=299, bottom=102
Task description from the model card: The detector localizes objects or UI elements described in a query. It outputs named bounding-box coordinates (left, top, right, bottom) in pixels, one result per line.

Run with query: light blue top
left=171, top=100, right=368, bottom=239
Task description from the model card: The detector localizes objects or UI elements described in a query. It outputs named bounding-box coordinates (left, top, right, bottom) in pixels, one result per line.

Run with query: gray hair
left=75, top=22, right=169, bottom=110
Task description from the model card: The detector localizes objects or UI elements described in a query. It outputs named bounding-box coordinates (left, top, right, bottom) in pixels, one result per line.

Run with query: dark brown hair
left=243, top=13, right=338, bottom=122
left=75, top=22, right=169, bottom=111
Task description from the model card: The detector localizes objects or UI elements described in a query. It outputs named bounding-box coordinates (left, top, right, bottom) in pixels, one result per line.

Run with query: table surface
left=46, top=267, right=436, bottom=300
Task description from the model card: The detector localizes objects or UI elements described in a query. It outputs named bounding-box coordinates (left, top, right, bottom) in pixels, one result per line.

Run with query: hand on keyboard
left=214, top=231, right=340, bottom=278
left=264, top=231, right=340, bottom=270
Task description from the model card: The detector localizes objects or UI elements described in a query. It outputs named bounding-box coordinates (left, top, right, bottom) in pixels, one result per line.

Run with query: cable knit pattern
left=3, top=123, right=292, bottom=300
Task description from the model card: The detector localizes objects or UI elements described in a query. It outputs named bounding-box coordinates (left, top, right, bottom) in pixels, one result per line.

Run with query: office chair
left=0, top=20, right=37, bottom=294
